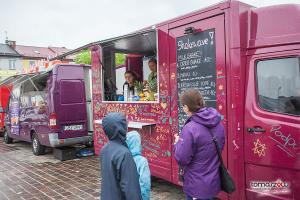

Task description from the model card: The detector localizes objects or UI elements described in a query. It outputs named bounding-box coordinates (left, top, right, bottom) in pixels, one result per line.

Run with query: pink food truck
left=53, top=0, right=300, bottom=199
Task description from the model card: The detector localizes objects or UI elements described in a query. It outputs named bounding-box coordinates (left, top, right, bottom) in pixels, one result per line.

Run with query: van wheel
left=3, top=129, right=12, bottom=144
left=32, top=133, right=45, bottom=156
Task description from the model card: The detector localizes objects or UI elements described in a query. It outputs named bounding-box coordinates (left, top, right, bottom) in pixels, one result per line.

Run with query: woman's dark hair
left=148, top=58, right=157, bottom=65
left=124, top=71, right=137, bottom=80
left=180, top=88, right=205, bottom=113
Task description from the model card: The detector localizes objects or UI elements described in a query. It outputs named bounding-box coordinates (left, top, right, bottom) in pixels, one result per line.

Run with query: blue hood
left=190, top=107, right=221, bottom=128
left=126, top=131, right=142, bottom=157
left=102, top=112, right=127, bottom=145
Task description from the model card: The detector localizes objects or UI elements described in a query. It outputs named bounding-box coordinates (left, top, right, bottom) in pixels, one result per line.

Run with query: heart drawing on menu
left=161, top=102, right=167, bottom=109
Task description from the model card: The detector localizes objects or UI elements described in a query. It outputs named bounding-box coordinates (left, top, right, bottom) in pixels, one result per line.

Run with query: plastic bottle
left=134, top=86, right=138, bottom=96
left=124, top=83, right=129, bottom=101
left=129, top=90, right=134, bottom=101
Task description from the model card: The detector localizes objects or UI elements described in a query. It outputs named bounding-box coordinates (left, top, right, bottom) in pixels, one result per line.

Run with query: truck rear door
left=244, top=50, right=300, bottom=199
left=54, top=66, right=88, bottom=139
left=169, top=14, right=228, bottom=195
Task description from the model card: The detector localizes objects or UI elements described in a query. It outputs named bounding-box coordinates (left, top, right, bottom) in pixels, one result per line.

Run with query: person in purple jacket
left=174, top=88, right=225, bottom=200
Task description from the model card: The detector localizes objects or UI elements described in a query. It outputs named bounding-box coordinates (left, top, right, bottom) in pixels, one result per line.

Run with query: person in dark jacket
left=174, top=89, right=225, bottom=200
left=100, top=112, right=143, bottom=200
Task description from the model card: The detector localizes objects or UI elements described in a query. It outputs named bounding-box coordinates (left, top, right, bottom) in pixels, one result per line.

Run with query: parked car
left=0, top=86, right=11, bottom=135
left=2, top=64, right=93, bottom=155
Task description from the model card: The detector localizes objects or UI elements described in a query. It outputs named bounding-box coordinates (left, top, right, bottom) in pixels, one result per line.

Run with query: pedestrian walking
left=174, top=88, right=225, bottom=200
left=100, top=112, right=142, bottom=200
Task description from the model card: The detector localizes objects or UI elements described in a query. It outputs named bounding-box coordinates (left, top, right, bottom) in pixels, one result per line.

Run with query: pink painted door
left=168, top=14, right=228, bottom=197
left=244, top=49, right=300, bottom=199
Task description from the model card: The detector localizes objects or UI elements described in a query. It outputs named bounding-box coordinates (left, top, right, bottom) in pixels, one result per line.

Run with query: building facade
left=0, top=40, right=73, bottom=80
left=0, top=43, right=22, bottom=81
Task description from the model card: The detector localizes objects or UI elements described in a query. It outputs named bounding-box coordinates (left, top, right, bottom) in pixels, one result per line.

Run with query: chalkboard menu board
left=176, top=28, right=216, bottom=132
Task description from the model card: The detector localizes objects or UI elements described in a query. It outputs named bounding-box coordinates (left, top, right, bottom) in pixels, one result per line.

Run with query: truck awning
left=99, top=29, right=157, bottom=55
left=50, top=28, right=157, bottom=61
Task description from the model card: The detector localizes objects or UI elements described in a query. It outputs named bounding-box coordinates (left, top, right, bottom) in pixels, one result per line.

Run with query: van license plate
left=64, top=125, right=83, bottom=131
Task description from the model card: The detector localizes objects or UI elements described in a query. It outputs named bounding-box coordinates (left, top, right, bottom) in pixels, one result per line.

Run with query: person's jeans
left=185, top=194, right=213, bottom=200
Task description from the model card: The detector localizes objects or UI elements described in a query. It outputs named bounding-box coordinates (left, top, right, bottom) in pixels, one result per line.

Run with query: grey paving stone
left=0, top=140, right=185, bottom=200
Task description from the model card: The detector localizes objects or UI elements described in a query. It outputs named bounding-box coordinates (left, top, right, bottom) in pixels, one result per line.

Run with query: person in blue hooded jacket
left=100, top=112, right=142, bottom=200
left=126, top=131, right=151, bottom=200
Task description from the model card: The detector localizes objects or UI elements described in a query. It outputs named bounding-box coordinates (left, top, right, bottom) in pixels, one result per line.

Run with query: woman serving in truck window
left=174, top=89, right=225, bottom=200
left=123, top=71, right=138, bottom=95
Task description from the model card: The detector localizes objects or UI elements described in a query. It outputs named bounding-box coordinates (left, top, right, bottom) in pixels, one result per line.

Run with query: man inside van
left=144, top=58, right=157, bottom=93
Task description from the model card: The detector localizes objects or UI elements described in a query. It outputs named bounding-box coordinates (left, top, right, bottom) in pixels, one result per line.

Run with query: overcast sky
left=0, top=0, right=299, bottom=49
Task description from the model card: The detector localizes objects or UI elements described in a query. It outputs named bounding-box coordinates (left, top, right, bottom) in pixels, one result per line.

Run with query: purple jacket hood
left=189, top=107, right=221, bottom=128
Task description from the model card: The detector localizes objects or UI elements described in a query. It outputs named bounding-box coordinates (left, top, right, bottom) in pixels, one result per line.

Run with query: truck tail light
left=49, top=113, right=57, bottom=129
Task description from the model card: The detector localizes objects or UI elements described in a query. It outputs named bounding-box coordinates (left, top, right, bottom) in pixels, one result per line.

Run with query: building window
left=256, top=57, right=300, bottom=116
left=9, top=60, right=16, bottom=70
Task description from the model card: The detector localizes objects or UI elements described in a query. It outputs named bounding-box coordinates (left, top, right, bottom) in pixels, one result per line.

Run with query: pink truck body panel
left=91, top=1, right=300, bottom=199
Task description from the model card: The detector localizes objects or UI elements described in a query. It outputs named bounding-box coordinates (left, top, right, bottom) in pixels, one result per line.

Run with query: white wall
left=143, top=57, right=151, bottom=81
left=0, top=56, right=22, bottom=81
left=116, top=67, right=126, bottom=95
left=0, top=56, right=22, bottom=71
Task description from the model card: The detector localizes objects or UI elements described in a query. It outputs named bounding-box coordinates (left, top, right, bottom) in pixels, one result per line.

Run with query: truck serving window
left=101, top=30, right=158, bottom=102
left=256, top=57, right=300, bottom=116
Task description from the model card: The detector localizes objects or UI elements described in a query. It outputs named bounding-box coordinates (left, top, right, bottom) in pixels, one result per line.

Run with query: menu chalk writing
left=176, top=29, right=216, bottom=132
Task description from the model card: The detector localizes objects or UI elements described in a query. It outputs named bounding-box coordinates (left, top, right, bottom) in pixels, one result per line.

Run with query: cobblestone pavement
left=0, top=139, right=184, bottom=200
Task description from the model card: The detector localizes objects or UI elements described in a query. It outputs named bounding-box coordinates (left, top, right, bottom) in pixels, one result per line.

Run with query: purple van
left=2, top=64, right=93, bottom=155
